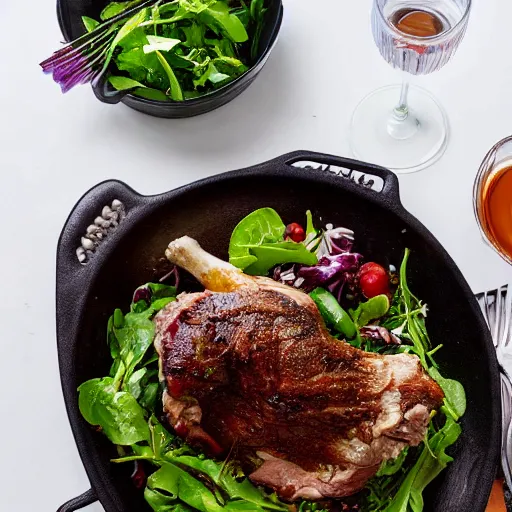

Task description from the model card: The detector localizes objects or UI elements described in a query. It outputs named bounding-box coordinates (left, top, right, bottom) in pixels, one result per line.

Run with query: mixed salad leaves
left=78, top=207, right=466, bottom=511
left=41, top=0, right=268, bottom=100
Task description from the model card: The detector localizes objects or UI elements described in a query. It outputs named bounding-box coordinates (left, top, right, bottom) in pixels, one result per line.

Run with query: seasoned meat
left=154, top=237, right=444, bottom=501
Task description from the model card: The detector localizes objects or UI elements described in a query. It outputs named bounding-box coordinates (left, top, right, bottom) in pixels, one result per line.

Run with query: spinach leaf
left=245, top=241, right=317, bottom=276
left=229, top=208, right=317, bottom=275
left=249, top=0, right=266, bottom=60
left=428, top=367, right=467, bottom=421
left=193, top=63, right=230, bottom=88
left=168, top=456, right=288, bottom=510
left=82, top=16, right=100, bottom=33
left=145, top=487, right=194, bottom=511
left=113, top=307, right=155, bottom=382
left=78, top=377, right=150, bottom=445
left=146, top=463, right=224, bottom=512
left=133, top=87, right=170, bottom=101
left=144, top=35, right=182, bottom=54
left=100, top=0, right=141, bottom=20
left=229, top=207, right=285, bottom=269
left=155, top=51, right=184, bottom=100
left=109, top=75, right=148, bottom=91
left=200, top=2, right=249, bottom=43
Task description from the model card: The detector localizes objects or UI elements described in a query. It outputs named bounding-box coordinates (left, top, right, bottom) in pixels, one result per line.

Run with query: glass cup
left=474, top=136, right=512, bottom=266
left=350, top=0, right=472, bottom=174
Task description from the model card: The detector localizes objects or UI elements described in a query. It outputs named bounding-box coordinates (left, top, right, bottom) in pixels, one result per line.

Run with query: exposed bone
left=165, top=236, right=256, bottom=292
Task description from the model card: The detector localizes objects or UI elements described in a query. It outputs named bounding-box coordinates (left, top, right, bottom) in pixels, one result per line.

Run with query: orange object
left=486, top=480, right=506, bottom=512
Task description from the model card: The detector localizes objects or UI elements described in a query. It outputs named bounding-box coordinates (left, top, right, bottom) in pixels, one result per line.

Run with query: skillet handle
left=278, top=150, right=400, bottom=202
left=57, top=489, right=98, bottom=511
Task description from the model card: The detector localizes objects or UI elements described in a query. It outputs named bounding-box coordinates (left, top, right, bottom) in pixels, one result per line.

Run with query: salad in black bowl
left=42, top=0, right=283, bottom=117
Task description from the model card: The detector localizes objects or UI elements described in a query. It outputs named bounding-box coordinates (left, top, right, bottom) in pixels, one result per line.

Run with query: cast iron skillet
left=56, top=151, right=501, bottom=511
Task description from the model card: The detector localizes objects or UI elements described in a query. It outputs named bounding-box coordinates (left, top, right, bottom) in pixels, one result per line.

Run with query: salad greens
left=41, top=0, right=268, bottom=99
left=229, top=208, right=317, bottom=275
left=78, top=210, right=466, bottom=512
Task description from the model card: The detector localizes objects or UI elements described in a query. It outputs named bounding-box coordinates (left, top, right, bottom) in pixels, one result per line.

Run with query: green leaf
left=82, top=16, right=100, bottom=33
left=155, top=51, right=184, bottom=100
left=383, top=415, right=462, bottom=512
left=350, top=294, right=390, bottom=328
left=144, top=35, right=182, bottom=54
left=146, top=463, right=224, bottom=512
left=125, top=367, right=147, bottom=399
left=168, top=457, right=288, bottom=510
left=193, top=63, right=230, bottom=88
left=145, top=487, right=194, bottom=511
left=108, top=75, right=148, bottom=91
left=133, top=87, right=170, bottom=101
left=114, top=308, right=155, bottom=382
left=245, top=241, right=317, bottom=276
left=199, top=1, right=249, bottom=43
left=78, top=377, right=150, bottom=445
left=376, top=447, right=409, bottom=477
left=229, top=208, right=316, bottom=275
left=100, top=0, right=139, bottom=20
left=428, top=367, right=466, bottom=420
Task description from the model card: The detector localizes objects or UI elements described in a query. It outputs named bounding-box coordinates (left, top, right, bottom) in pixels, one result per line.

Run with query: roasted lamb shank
left=154, top=236, right=444, bottom=501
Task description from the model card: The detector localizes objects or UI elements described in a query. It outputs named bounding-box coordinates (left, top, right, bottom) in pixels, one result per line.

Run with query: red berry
left=285, top=223, right=306, bottom=243
left=358, top=262, right=390, bottom=298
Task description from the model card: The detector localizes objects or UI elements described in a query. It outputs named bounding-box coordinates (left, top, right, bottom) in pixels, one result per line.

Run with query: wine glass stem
left=394, top=79, right=410, bottom=120
left=386, top=79, right=418, bottom=140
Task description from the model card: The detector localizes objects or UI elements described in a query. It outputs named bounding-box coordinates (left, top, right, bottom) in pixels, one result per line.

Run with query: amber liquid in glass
left=480, top=166, right=512, bottom=260
left=389, top=8, right=446, bottom=38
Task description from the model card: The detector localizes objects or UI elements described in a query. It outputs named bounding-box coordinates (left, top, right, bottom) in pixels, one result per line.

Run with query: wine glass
left=350, top=0, right=472, bottom=174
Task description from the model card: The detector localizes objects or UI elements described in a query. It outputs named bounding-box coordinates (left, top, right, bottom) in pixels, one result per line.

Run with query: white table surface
left=1, top=0, right=512, bottom=510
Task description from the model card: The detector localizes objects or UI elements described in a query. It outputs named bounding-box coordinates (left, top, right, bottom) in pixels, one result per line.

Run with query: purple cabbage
left=274, top=225, right=363, bottom=303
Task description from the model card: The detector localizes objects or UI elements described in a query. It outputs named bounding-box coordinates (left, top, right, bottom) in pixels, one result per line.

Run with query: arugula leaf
left=78, top=377, right=150, bottom=445
left=377, top=448, right=409, bottom=477
left=229, top=207, right=317, bottom=275
left=82, top=16, right=100, bottom=33
left=383, top=415, right=461, bottom=512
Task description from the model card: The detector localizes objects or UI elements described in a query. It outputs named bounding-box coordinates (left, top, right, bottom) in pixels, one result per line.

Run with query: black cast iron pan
left=56, top=151, right=501, bottom=511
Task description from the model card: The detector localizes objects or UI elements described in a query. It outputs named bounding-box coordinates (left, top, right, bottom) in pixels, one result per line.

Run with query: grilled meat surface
left=154, top=237, right=444, bottom=501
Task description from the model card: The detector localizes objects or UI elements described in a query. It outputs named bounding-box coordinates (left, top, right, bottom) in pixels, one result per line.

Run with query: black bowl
left=56, top=0, right=283, bottom=118
left=56, top=151, right=501, bottom=512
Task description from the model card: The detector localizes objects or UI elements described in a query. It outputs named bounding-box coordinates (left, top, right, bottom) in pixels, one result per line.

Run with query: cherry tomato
left=285, top=223, right=306, bottom=243
left=358, top=262, right=390, bottom=298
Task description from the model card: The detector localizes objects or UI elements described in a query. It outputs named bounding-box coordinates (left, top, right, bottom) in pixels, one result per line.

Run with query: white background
left=1, top=0, right=511, bottom=510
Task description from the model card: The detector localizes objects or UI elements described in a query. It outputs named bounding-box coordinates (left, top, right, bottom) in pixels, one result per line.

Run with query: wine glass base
left=349, top=85, right=449, bottom=174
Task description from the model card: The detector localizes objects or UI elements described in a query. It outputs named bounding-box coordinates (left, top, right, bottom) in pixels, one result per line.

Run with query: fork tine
left=503, top=284, right=512, bottom=348
left=494, top=286, right=503, bottom=348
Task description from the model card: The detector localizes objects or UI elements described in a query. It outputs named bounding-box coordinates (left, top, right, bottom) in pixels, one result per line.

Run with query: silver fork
left=476, top=284, right=512, bottom=491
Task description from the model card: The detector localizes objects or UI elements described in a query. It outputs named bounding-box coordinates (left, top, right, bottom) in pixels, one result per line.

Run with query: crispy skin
left=154, top=286, right=444, bottom=500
